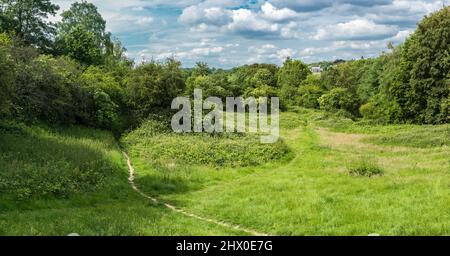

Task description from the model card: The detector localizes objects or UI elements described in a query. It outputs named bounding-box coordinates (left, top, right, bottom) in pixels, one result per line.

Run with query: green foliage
left=126, top=58, right=185, bottom=120
left=123, top=118, right=290, bottom=168
left=228, top=63, right=278, bottom=96
left=395, top=7, right=449, bottom=124
left=0, top=33, right=14, bottom=117
left=318, top=88, right=360, bottom=117
left=0, top=0, right=59, bottom=52
left=13, top=55, right=80, bottom=123
left=56, top=0, right=117, bottom=65
left=296, top=74, right=325, bottom=108
left=186, top=72, right=230, bottom=99
left=0, top=122, right=121, bottom=200
left=59, top=25, right=102, bottom=65
left=358, top=7, right=450, bottom=124
left=277, top=58, right=311, bottom=105
left=348, top=161, right=384, bottom=177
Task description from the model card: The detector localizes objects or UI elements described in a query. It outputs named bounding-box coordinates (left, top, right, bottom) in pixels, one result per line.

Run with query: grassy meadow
left=0, top=109, right=448, bottom=235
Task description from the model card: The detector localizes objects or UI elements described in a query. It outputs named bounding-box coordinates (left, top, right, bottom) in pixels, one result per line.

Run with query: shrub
left=348, top=160, right=384, bottom=177
left=122, top=118, right=290, bottom=168
left=297, top=85, right=324, bottom=109
left=318, top=88, right=360, bottom=116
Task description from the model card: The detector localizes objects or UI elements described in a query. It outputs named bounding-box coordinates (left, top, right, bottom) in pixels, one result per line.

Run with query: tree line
left=1, top=1, right=448, bottom=134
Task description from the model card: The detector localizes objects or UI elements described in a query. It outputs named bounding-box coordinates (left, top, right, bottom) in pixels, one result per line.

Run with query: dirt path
left=122, top=151, right=271, bottom=236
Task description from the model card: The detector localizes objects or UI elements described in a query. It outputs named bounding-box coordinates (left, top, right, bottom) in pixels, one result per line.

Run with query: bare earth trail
left=122, top=151, right=271, bottom=236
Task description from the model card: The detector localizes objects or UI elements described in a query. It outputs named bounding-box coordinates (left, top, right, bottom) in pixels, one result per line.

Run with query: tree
left=396, top=6, right=449, bottom=124
left=57, top=0, right=112, bottom=65
left=277, top=58, right=311, bottom=106
left=367, top=6, right=450, bottom=124
left=61, top=25, right=102, bottom=65
left=126, top=58, right=185, bottom=120
left=0, top=0, right=59, bottom=51
left=0, top=33, right=14, bottom=117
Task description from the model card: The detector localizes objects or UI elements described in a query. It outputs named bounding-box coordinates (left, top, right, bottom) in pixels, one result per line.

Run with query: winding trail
left=122, top=151, right=271, bottom=236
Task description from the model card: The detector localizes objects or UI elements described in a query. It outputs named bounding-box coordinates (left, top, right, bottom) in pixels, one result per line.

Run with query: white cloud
left=260, top=2, right=298, bottom=22
left=313, top=19, right=398, bottom=40
left=276, top=48, right=296, bottom=60
left=226, top=9, right=280, bottom=35
left=389, top=29, right=413, bottom=42
left=135, top=16, right=154, bottom=25
left=179, top=6, right=231, bottom=26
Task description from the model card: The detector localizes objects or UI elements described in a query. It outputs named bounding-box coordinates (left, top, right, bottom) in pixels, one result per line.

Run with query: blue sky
left=51, top=0, right=449, bottom=68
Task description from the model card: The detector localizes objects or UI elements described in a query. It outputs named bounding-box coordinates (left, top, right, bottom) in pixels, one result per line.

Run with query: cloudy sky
left=51, top=0, right=449, bottom=68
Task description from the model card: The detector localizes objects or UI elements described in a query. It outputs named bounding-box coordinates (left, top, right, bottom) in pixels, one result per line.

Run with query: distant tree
left=277, top=58, right=311, bottom=106
left=0, top=0, right=59, bottom=51
left=191, top=62, right=211, bottom=77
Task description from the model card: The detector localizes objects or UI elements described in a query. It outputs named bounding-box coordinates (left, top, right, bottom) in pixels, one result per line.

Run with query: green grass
left=1, top=108, right=449, bottom=235
left=123, top=109, right=450, bottom=236
left=0, top=122, right=244, bottom=235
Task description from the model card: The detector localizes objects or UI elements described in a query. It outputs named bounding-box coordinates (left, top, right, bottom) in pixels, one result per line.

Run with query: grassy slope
left=0, top=122, right=244, bottom=235
left=1, top=109, right=448, bottom=236
left=125, top=110, right=450, bottom=236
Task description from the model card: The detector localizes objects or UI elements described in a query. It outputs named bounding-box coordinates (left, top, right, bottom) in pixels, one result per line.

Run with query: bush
left=0, top=35, right=15, bottom=118
left=348, top=160, right=384, bottom=177
left=13, top=55, right=79, bottom=123
left=126, top=58, right=185, bottom=121
left=123, top=118, right=290, bottom=168
left=297, top=85, right=324, bottom=109
left=318, top=88, right=360, bottom=116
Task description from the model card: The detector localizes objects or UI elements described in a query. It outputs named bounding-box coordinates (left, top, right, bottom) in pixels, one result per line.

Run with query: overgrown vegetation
left=0, top=1, right=448, bottom=236
left=122, top=118, right=290, bottom=168
left=0, top=122, right=121, bottom=200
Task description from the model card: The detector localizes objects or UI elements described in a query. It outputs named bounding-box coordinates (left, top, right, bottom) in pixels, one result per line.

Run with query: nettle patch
left=123, top=119, right=290, bottom=168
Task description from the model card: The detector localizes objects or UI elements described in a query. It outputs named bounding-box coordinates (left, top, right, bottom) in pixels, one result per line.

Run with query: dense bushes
left=0, top=33, right=14, bottom=118
left=122, top=118, right=290, bottom=168
left=126, top=58, right=185, bottom=121
left=319, top=88, right=360, bottom=117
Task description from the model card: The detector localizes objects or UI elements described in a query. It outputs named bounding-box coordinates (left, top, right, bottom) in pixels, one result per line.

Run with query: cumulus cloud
left=270, top=0, right=392, bottom=12
left=179, top=6, right=231, bottom=26
left=178, top=1, right=301, bottom=38
left=313, top=19, right=398, bottom=40
left=260, top=2, right=298, bottom=22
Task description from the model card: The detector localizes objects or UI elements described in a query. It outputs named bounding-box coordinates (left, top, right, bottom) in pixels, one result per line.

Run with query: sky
left=50, top=0, right=449, bottom=68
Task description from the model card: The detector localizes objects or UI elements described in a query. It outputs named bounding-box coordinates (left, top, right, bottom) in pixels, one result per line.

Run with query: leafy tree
left=126, top=58, right=185, bottom=120
left=395, top=6, right=449, bottom=124
left=60, top=25, right=102, bottom=65
left=191, top=62, right=211, bottom=77
left=57, top=0, right=112, bottom=65
left=277, top=58, right=311, bottom=106
left=0, top=0, right=59, bottom=51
